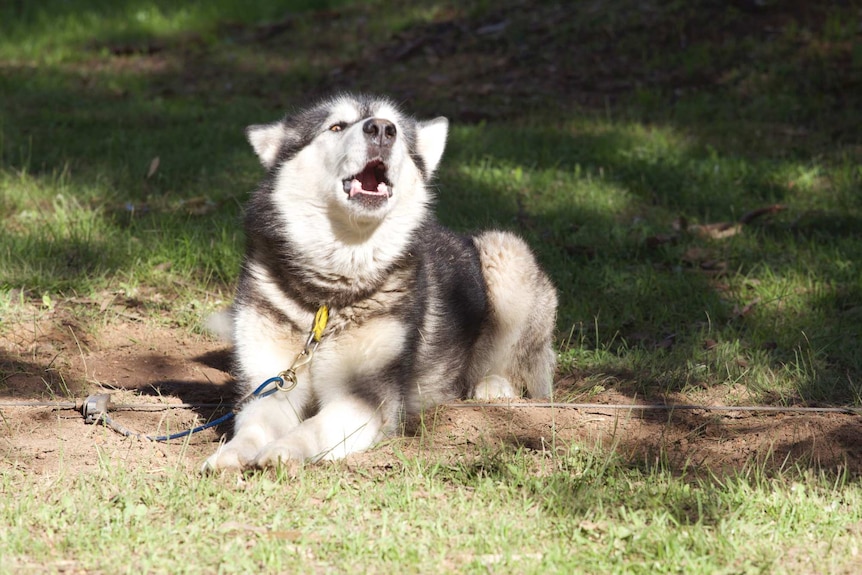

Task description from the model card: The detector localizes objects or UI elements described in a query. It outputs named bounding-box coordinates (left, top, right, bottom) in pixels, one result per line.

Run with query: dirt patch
left=2, top=310, right=860, bottom=479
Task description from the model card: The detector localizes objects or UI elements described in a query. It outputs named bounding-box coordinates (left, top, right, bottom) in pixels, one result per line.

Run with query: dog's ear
left=416, top=117, right=448, bottom=176
left=246, top=122, right=292, bottom=169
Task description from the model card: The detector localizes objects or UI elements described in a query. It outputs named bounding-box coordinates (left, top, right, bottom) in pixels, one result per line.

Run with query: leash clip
left=273, top=305, right=328, bottom=395
left=276, top=369, right=298, bottom=392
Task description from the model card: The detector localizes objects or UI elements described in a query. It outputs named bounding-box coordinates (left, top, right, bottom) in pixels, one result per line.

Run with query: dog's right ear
left=246, top=122, right=292, bottom=169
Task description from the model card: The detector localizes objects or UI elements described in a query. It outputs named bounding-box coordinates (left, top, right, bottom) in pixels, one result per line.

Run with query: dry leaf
left=733, top=297, right=761, bottom=318
left=218, top=522, right=301, bottom=541
left=146, top=156, right=160, bottom=179
left=181, top=196, right=217, bottom=215
left=220, top=521, right=266, bottom=534
left=99, top=295, right=115, bottom=314
left=690, top=222, right=742, bottom=240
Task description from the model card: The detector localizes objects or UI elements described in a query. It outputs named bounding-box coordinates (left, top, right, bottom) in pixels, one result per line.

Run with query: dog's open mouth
left=343, top=160, right=392, bottom=203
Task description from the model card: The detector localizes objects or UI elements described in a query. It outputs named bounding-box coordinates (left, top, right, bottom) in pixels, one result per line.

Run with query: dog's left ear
left=416, top=117, right=448, bottom=176
left=246, top=121, right=292, bottom=170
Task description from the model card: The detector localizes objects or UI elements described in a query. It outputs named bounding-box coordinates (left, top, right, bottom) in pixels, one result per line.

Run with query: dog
left=203, top=94, right=557, bottom=471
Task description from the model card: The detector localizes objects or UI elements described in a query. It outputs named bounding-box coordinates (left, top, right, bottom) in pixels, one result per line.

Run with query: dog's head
left=246, top=94, right=448, bottom=229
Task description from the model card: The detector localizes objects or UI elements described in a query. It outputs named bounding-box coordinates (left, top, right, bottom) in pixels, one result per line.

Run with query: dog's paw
left=253, top=438, right=307, bottom=469
left=474, top=375, right=517, bottom=400
left=201, top=447, right=245, bottom=473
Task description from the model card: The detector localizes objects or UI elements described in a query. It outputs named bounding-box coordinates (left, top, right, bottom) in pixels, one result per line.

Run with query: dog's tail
left=203, top=308, right=234, bottom=342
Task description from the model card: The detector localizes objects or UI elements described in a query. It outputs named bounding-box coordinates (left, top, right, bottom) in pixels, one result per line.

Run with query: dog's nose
left=363, top=118, right=396, bottom=147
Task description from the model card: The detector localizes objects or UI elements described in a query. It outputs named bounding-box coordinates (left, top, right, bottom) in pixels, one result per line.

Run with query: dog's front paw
left=201, top=446, right=247, bottom=473
left=253, top=438, right=307, bottom=469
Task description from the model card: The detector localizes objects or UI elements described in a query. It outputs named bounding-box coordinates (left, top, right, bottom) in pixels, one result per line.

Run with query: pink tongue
left=349, top=178, right=388, bottom=197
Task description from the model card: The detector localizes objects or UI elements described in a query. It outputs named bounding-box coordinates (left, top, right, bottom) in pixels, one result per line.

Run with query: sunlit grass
left=0, top=0, right=352, bottom=63
left=1, top=444, right=860, bottom=573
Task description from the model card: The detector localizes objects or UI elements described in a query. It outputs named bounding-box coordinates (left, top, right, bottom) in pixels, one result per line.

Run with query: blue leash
left=86, top=376, right=283, bottom=442
left=147, top=411, right=235, bottom=442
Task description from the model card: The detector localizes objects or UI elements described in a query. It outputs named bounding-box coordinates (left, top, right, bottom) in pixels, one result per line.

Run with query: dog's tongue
left=349, top=163, right=389, bottom=197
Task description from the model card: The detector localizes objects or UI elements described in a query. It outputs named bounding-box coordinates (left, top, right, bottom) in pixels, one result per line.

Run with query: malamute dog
left=203, top=94, right=557, bottom=471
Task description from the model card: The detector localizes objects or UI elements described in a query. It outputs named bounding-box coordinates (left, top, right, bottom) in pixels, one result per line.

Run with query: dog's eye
left=329, top=122, right=347, bottom=132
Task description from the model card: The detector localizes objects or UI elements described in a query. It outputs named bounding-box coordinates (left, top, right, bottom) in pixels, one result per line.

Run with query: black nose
left=363, top=118, right=396, bottom=146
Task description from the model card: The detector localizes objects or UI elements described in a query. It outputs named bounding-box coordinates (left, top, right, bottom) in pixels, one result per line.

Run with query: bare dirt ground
left=2, top=306, right=860, bottom=479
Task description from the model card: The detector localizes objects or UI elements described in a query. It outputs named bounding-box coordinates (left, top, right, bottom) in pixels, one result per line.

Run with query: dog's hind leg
left=473, top=231, right=557, bottom=400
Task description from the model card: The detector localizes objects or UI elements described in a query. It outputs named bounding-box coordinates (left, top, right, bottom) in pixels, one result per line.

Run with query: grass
left=2, top=443, right=860, bottom=574
left=2, top=0, right=862, bottom=572
left=445, top=117, right=861, bottom=404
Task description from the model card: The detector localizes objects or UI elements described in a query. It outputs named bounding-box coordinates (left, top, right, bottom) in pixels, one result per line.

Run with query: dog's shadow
left=134, top=347, right=237, bottom=438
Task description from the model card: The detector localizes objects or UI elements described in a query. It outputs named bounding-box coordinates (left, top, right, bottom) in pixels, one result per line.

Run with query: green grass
left=0, top=0, right=351, bottom=63
left=2, top=0, right=862, bottom=572
left=2, top=444, right=860, bottom=574
left=443, top=117, right=861, bottom=405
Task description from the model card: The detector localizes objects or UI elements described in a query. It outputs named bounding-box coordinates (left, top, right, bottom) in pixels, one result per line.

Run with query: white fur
left=202, top=316, right=406, bottom=471
left=267, top=107, right=443, bottom=289
left=203, top=392, right=305, bottom=470
left=232, top=309, right=310, bottom=386
left=474, top=374, right=517, bottom=400
left=415, top=117, right=449, bottom=174
left=311, top=317, right=407, bottom=402
left=247, top=122, right=292, bottom=169
left=473, top=231, right=553, bottom=399
left=203, top=309, right=233, bottom=341
left=253, top=396, right=386, bottom=465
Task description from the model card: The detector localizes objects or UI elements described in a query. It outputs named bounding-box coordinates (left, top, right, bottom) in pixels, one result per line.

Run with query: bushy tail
left=473, top=231, right=557, bottom=399
left=203, top=308, right=234, bottom=343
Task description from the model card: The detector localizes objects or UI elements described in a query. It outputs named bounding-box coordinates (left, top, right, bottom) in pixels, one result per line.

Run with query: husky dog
left=203, top=94, right=557, bottom=471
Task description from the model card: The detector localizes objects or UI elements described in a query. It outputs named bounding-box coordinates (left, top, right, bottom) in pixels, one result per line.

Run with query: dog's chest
left=307, top=306, right=412, bottom=395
